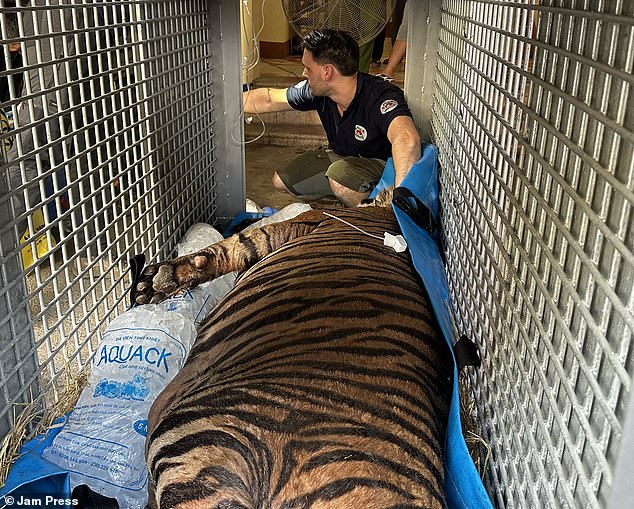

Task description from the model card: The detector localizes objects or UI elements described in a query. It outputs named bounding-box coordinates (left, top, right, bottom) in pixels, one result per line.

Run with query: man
left=377, top=0, right=409, bottom=81
left=243, top=29, right=420, bottom=207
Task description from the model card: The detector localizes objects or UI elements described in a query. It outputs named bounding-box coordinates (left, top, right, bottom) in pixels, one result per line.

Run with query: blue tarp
left=1, top=143, right=491, bottom=508
left=371, top=142, right=492, bottom=508
left=0, top=418, right=72, bottom=503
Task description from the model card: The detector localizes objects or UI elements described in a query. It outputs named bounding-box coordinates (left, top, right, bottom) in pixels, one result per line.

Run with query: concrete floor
left=245, top=143, right=339, bottom=210
left=245, top=144, right=306, bottom=210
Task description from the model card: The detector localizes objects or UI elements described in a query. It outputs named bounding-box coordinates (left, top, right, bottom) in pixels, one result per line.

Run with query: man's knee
left=272, top=171, right=295, bottom=195
left=328, top=178, right=346, bottom=196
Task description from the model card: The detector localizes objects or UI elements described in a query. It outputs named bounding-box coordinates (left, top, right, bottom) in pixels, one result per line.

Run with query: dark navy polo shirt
left=286, top=72, right=413, bottom=161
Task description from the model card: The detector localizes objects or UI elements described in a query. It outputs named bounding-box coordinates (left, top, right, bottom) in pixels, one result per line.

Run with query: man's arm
left=243, top=87, right=294, bottom=114
left=387, top=115, right=421, bottom=186
left=382, top=40, right=406, bottom=79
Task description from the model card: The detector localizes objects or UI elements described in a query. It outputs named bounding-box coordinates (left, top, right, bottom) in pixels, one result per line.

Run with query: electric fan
left=281, top=0, right=396, bottom=47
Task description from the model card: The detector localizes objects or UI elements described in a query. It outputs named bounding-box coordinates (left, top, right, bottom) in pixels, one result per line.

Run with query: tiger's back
left=146, top=206, right=453, bottom=509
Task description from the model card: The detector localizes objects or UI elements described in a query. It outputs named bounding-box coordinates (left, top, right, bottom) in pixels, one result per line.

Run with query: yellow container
left=20, top=209, right=57, bottom=269
left=1, top=107, right=14, bottom=151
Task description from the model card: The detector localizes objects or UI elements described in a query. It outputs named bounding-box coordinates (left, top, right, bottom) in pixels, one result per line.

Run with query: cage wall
left=0, top=0, right=244, bottom=441
left=427, top=0, right=633, bottom=507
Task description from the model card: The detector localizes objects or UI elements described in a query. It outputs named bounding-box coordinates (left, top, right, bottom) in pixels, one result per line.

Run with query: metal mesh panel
left=432, top=0, right=633, bottom=507
left=0, top=0, right=217, bottom=439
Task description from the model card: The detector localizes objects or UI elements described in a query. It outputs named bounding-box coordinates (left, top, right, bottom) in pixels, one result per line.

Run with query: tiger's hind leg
left=147, top=418, right=259, bottom=509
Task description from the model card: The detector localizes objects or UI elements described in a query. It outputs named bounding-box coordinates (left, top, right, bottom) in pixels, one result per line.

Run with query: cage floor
left=245, top=143, right=342, bottom=210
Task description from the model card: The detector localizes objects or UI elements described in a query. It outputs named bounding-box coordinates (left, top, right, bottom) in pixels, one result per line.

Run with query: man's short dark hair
left=301, top=29, right=359, bottom=76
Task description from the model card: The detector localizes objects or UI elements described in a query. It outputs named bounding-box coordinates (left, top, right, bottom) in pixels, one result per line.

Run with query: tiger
left=137, top=193, right=453, bottom=509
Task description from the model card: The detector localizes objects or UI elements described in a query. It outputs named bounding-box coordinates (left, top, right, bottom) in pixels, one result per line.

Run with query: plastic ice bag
left=42, top=306, right=197, bottom=508
left=42, top=224, right=236, bottom=508
left=176, top=222, right=224, bottom=255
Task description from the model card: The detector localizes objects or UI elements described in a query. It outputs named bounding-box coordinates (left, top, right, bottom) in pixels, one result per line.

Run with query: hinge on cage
left=128, top=254, right=146, bottom=309
left=454, top=335, right=481, bottom=371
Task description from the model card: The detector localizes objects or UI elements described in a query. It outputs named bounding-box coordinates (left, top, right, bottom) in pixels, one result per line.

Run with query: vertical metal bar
left=609, top=382, right=634, bottom=509
left=208, top=0, right=245, bottom=225
left=405, top=0, right=441, bottom=141
left=0, top=175, right=40, bottom=438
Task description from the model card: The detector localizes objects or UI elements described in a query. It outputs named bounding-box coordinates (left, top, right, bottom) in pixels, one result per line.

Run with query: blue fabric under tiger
left=372, top=142, right=493, bottom=509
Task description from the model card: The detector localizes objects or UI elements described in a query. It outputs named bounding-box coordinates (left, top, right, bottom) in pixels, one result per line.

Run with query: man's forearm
left=243, top=87, right=291, bottom=114
left=392, top=134, right=421, bottom=186
left=383, top=40, right=407, bottom=78
left=387, top=115, right=421, bottom=186
left=243, top=88, right=267, bottom=114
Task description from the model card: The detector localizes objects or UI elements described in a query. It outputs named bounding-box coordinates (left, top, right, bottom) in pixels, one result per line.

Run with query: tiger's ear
left=359, top=187, right=394, bottom=208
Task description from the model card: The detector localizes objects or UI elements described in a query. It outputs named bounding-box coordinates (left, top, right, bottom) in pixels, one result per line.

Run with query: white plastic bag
left=176, top=222, right=224, bottom=255
left=42, top=307, right=197, bottom=508
left=43, top=224, right=234, bottom=508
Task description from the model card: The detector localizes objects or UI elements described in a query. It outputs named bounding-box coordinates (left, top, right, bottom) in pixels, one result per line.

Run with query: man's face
left=301, top=49, right=330, bottom=96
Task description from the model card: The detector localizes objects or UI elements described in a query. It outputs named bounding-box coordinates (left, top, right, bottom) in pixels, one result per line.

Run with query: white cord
left=232, top=85, right=266, bottom=145
left=322, top=212, right=408, bottom=252
left=323, top=212, right=384, bottom=240
left=233, top=0, right=268, bottom=145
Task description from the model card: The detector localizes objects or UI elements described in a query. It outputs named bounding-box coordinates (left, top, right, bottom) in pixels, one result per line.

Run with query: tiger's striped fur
left=143, top=203, right=453, bottom=509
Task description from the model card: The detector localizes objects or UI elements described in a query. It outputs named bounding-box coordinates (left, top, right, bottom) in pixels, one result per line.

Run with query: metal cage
left=1, top=0, right=633, bottom=508
left=0, top=0, right=244, bottom=440
left=403, top=0, right=633, bottom=507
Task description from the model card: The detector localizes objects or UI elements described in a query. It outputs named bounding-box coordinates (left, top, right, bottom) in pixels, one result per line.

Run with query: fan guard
left=281, top=0, right=396, bottom=47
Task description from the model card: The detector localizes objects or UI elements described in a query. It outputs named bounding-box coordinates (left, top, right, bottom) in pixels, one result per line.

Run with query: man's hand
left=387, top=116, right=421, bottom=186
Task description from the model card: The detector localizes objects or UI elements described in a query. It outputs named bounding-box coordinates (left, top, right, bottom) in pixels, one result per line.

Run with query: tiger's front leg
left=133, top=211, right=324, bottom=305
left=133, top=250, right=219, bottom=304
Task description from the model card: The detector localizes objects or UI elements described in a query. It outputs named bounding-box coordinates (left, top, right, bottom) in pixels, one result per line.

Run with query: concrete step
left=244, top=122, right=327, bottom=148
left=251, top=75, right=302, bottom=89
left=244, top=108, right=322, bottom=127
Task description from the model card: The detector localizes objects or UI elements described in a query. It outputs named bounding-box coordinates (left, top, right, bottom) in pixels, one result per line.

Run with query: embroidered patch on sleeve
left=380, top=99, right=398, bottom=114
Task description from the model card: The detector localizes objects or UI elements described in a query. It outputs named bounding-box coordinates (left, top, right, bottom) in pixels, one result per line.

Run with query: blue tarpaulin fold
left=371, top=142, right=492, bottom=508
left=0, top=417, right=71, bottom=502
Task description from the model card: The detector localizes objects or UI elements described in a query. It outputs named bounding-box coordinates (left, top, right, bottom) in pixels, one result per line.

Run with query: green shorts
left=276, top=149, right=386, bottom=200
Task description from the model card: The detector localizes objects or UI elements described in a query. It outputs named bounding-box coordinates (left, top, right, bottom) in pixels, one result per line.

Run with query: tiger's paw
left=134, top=252, right=213, bottom=305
